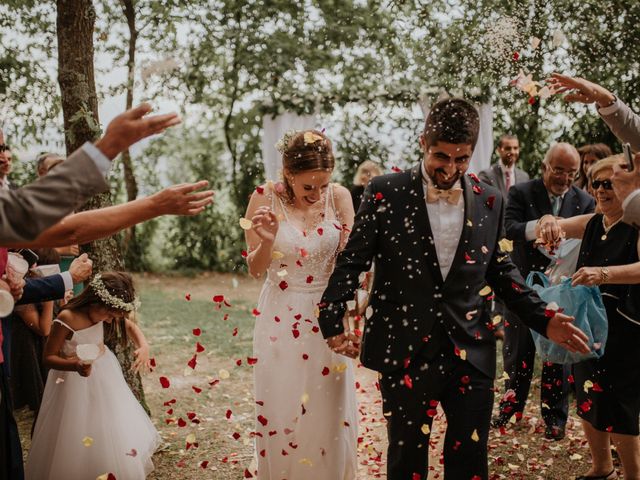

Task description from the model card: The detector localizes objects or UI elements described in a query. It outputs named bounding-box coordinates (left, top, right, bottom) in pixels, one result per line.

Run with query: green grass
left=137, top=290, right=255, bottom=360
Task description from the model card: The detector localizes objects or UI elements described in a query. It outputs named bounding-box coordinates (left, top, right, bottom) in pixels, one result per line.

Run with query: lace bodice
left=266, top=185, right=342, bottom=291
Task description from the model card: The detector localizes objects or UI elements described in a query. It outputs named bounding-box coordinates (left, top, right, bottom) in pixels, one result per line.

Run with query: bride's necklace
left=283, top=201, right=324, bottom=230
left=601, top=214, right=622, bottom=241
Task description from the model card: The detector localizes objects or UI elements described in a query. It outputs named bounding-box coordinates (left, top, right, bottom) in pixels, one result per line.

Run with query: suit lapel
left=409, top=164, right=444, bottom=285
left=558, top=187, right=578, bottom=218
left=443, top=175, right=473, bottom=288
left=532, top=179, right=552, bottom=216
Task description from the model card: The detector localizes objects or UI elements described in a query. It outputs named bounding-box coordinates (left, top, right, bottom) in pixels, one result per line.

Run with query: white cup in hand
left=0, top=290, right=15, bottom=317
left=6, top=253, right=29, bottom=284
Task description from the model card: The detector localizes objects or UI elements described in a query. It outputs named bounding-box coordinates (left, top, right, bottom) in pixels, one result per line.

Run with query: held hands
left=132, top=344, right=152, bottom=374
left=94, top=103, right=182, bottom=160
left=251, top=206, right=279, bottom=244
left=69, top=253, right=93, bottom=284
left=326, top=317, right=360, bottom=359
left=546, top=312, right=590, bottom=354
left=152, top=181, right=214, bottom=216
left=547, top=73, right=616, bottom=108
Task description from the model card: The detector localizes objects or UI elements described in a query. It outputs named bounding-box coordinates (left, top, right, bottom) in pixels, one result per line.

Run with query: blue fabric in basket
left=525, top=271, right=607, bottom=364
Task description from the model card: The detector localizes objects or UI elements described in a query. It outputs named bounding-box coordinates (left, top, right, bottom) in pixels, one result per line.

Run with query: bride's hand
left=326, top=332, right=360, bottom=359
left=251, top=206, right=279, bottom=243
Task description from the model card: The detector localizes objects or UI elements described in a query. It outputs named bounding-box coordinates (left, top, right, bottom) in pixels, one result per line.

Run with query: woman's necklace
left=601, top=214, right=623, bottom=241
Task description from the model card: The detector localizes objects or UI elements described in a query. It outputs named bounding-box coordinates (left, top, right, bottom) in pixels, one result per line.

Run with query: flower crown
left=274, top=130, right=325, bottom=154
left=90, top=274, right=140, bottom=312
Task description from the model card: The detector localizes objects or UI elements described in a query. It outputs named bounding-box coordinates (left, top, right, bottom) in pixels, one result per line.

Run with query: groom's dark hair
left=423, top=98, right=480, bottom=148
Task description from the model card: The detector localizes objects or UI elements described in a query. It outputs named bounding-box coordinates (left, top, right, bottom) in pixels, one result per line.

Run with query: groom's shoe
left=544, top=424, right=565, bottom=441
left=490, top=413, right=512, bottom=428
left=574, top=469, right=617, bottom=479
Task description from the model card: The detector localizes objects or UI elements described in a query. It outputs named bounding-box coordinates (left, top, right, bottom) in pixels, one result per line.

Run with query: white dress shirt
left=421, top=163, right=464, bottom=280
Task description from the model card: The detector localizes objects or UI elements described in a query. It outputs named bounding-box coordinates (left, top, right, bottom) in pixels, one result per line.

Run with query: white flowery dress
left=252, top=184, right=357, bottom=479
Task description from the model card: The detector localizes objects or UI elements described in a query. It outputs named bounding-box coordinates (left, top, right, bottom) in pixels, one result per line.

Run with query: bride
left=244, top=130, right=358, bottom=479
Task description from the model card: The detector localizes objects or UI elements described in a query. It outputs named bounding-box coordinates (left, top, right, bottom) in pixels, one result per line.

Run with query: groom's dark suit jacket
left=319, top=164, right=551, bottom=378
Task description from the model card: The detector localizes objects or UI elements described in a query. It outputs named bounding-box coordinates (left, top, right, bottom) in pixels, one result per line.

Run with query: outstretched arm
left=125, top=318, right=152, bottom=373
left=4, top=181, right=213, bottom=248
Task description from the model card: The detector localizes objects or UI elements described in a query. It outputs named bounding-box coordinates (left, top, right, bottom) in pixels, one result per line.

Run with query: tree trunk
left=56, top=0, right=149, bottom=414
left=120, top=0, right=141, bottom=266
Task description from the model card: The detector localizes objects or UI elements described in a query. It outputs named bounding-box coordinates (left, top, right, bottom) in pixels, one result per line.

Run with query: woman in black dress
left=537, top=155, right=640, bottom=480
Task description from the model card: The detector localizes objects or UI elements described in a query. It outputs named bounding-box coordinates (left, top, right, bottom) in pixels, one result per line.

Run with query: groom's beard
left=429, top=168, right=462, bottom=190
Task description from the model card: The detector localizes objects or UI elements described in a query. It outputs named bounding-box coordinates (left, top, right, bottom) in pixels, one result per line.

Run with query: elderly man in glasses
left=491, top=143, right=596, bottom=441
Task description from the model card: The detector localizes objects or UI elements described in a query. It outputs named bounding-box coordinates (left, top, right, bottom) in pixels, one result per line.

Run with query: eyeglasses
left=547, top=165, right=579, bottom=179
left=591, top=179, right=613, bottom=190
left=0, top=144, right=10, bottom=153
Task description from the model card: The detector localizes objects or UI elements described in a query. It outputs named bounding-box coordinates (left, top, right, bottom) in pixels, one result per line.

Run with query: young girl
left=25, top=271, right=159, bottom=480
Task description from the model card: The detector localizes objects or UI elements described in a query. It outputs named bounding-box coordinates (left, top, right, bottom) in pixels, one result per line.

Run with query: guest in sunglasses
left=536, top=154, right=640, bottom=480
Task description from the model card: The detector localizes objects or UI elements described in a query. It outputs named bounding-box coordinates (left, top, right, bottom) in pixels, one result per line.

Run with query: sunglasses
left=591, top=179, right=613, bottom=190
left=0, top=144, right=10, bottom=153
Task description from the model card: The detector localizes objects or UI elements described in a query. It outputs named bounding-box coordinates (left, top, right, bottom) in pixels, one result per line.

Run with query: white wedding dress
left=252, top=185, right=357, bottom=479
left=25, top=319, right=159, bottom=480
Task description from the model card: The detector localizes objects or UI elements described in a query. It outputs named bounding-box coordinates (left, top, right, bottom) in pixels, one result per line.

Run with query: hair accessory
left=303, top=131, right=323, bottom=145
left=275, top=130, right=299, bottom=154
left=90, top=274, right=140, bottom=312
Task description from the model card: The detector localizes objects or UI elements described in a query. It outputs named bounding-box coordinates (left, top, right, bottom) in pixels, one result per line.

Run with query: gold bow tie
left=426, top=187, right=463, bottom=205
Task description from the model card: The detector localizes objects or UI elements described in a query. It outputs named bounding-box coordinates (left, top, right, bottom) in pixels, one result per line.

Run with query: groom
left=319, top=98, right=590, bottom=479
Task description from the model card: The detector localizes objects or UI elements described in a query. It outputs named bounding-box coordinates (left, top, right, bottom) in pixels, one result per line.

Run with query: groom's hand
left=326, top=332, right=360, bottom=359
left=546, top=312, right=590, bottom=354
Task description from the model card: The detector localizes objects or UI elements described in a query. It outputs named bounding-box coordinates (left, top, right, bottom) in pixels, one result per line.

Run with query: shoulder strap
left=53, top=318, right=75, bottom=333
left=325, top=183, right=336, bottom=218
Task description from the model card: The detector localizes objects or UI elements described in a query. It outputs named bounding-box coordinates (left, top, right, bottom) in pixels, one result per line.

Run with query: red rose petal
left=375, top=192, right=384, bottom=200
left=187, top=355, right=197, bottom=369
left=192, top=386, right=202, bottom=393
left=177, top=418, right=187, bottom=427
left=255, top=186, right=264, bottom=194
left=159, top=376, right=170, bottom=388
left=403, top=374, right=413, bottom=389
left=257, top=415, right=268, bottom=426
left=306, top=275, right=314, bottom=284
left=247, top=357, right=258, bottom=365
left=185, top=293, right=191, bottom=301
left=195, top=342, right=205, bottom=353
left=213, top=295, right=224, bottom=303
left=192, top=328, right=201, bottom=336
left=321, top=366, right=330, bottom=376
left=279, top=280, right=288, bottom=290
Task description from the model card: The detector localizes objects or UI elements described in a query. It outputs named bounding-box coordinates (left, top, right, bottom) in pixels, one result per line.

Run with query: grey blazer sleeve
left=599, top=99, right=640, bottom=151
left=0, top=146, right=109, bottom=243
left=623, top=191, right=640, bottom=229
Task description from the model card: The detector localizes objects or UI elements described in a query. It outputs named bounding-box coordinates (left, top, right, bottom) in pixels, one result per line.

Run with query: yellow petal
left=186, top=433, right=196, bottom=444
left=299, top=458, right=314, bottom=466
left=421, top=424, right=430, bottom=435
left=271, top=251, right=285, bottom=260
left=97, top=475, right=110, bottom=480
left=583, top=380, right=593, bottom=393
left=82, top=436, right=94, bottom=447
left=239, top=218, right=253, bottom=230
left=219, top=369, right=230, bottom=379
left=570, top=453, right=583, bottom=461
left=471, top=429, right=479, bottom=442
left=479, top=286, right=492, bottom=296
left=465, top=310, right=478, bottom=321
left=277, top=269, right=288, bottom=277
left=459, top=349, right=467, bottom=360
left=303, top=132, right=323, bottom=145
left=498, top=238, right=513, bottom=252
left=333, top=363, right=347, bottom=373
left=301, top=393, right=309, bottom=404
left=492, top=314, right=503, bottom=325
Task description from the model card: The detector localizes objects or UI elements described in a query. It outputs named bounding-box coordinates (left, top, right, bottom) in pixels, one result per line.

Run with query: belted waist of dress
left=265, top=276, right=330, bottom=293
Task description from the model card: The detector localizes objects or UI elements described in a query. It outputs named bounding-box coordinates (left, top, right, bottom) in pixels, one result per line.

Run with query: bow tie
left=426, top=187, right=463, bottom=205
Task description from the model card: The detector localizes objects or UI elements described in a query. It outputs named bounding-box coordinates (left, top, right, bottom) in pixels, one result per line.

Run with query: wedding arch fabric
left=261, top=112, right=317, bottom=181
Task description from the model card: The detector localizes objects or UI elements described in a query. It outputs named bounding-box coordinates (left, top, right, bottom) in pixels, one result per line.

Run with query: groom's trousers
left=379, top=330, right=494, bottom=480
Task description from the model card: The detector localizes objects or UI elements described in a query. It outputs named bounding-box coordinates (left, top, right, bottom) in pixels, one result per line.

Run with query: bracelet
left=599, top=267, right=610, bottom=284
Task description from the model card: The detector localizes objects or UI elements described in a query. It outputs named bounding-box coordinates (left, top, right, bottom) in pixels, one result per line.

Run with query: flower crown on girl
left=90, top=274, right=140, bottom=312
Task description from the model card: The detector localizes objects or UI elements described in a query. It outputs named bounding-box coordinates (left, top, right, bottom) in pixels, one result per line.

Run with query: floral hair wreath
left=90, top=274, right=141, bottom=312
left=274, top=129, right=325, bottom=154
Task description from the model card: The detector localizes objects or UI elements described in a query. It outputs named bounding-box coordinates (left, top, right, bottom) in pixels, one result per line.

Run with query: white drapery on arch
left=468, top=102, right=494, bottom=174
left=261, top=112, right=317, bottom=182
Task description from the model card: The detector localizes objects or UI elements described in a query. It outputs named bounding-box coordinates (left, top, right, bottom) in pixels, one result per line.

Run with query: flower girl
left=25, top=271, right=159, bottom=480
